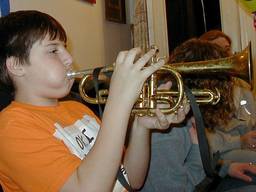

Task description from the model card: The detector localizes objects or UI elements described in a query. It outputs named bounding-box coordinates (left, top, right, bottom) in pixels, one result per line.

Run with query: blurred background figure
left=140, top=38, right=256, bottom=192
left=199, top=29, right=251, bottom=90
left=199, top=30, right=256, bottom=163
left=200, top=29, right=232, bottom=56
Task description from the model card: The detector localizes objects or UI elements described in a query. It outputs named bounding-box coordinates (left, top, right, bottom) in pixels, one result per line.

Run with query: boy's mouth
left=66, top=69, right=75, bottom=79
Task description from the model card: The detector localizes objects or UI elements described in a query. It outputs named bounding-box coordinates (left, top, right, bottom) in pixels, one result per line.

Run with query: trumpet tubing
left=67, top=43, right=253, bottom=116
left=67, top=65, right=114, bottom=79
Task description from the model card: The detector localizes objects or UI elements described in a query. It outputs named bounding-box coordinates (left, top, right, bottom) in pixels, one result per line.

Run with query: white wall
left=10, top=0, right=132, bottom=69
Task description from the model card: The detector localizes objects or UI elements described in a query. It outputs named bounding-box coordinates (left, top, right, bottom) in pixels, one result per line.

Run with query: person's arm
left=228, top=162, right=256, bottom=182
left=206, top=129, right=241, bottom=154
left=184, top=118, right=205, bottom=186
left=233, top=85, right=256, bottom=150
left=218, top=160, right=232, bottom=178
left=206, top=85, right=256, bottom=155
left=123, top=117, right=151, bottom=189
left=218, top=160, right=256, bottom=182
left=123, top=82, right=190, bottom=189
left=60, top=48, right=165, bottom=192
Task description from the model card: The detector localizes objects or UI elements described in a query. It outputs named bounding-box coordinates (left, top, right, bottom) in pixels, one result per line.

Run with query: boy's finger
left=158, top=81, right=172, bottom=90
left=184, top=103, right=190, bottom=114
left=155, top=109, right=169, bottom=129
left=142, top=59, right=165, bottom=79
left=182, top=96, right=190, bottom=114
left=134, top=49, right=156, bottom=70
left=167, top=107, right=185, bottom=123
left=123, top=47, right=141, bottom=65
left=116, top=51, right=128, bottom=65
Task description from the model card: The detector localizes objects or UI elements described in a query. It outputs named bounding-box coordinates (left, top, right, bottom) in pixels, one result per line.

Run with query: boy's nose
left=63, top=51, right=73, bottom=67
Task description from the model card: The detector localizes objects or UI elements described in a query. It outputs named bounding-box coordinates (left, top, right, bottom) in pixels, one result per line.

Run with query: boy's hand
left=228, top=162, right=256, bottom=182
left=136, top=81, right=190, bottom=130
left=108, top=47, right=165, bottom=108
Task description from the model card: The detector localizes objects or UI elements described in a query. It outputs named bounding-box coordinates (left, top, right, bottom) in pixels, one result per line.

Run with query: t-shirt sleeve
left=0, top=112, right=81, bottom=192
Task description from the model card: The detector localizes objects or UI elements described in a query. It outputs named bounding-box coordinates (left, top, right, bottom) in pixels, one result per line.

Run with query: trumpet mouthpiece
left=66, top=71, right=76, bottom=78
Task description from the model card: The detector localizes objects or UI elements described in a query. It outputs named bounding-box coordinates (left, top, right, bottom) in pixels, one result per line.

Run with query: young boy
left=0, top=10, right=189, bottom=192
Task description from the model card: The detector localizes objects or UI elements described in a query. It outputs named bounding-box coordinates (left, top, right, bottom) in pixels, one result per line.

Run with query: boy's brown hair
left=0, top=10, right=67, bottom=93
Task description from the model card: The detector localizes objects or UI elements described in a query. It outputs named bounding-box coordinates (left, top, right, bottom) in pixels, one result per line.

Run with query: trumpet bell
left=169, top=42, right=253, bottom=90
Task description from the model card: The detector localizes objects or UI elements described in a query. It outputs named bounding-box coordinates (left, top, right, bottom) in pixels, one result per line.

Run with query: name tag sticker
left=53, top=116, right=99, bottom=159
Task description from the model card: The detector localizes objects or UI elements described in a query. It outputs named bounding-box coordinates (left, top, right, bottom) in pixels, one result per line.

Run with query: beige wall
left=10, top=0, right=132, bottom=69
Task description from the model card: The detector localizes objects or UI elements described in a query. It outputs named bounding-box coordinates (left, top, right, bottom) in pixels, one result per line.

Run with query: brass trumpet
left=67, top=43, right=253, bottom=116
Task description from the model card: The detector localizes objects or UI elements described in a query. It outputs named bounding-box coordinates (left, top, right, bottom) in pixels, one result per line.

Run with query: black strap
left=184, top=86, right=217, bottom=177
left=184, top=86, right=221, bottom=192
left=117, top=167, right=134, bottom=192
left=92, top=68, right=134, bottom=192
left=92, top=67, right=103, bottom=117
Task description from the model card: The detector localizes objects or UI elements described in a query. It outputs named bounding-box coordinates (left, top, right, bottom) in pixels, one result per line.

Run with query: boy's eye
left=50, top=49, right=58, bottom=54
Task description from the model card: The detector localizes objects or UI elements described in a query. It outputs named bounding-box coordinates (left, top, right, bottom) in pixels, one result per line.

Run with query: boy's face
left=22, top=35, right=74, bottom=101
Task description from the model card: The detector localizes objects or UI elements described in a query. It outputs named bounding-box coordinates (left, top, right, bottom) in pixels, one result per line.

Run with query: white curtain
left=132, top=0, right=149, bottom=53
left=220, top=0, right=256, bottom=94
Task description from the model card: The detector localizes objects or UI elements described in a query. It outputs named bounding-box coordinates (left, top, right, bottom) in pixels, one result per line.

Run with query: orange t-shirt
left=0, top=101, right=99, bottom=192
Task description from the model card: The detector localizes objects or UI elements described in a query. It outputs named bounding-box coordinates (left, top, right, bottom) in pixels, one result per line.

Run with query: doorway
left=165, top=0, right=222, bottom=53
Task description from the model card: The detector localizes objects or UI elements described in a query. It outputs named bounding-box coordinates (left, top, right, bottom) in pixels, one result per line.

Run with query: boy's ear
left=6, top=57, right=25, bottom=76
